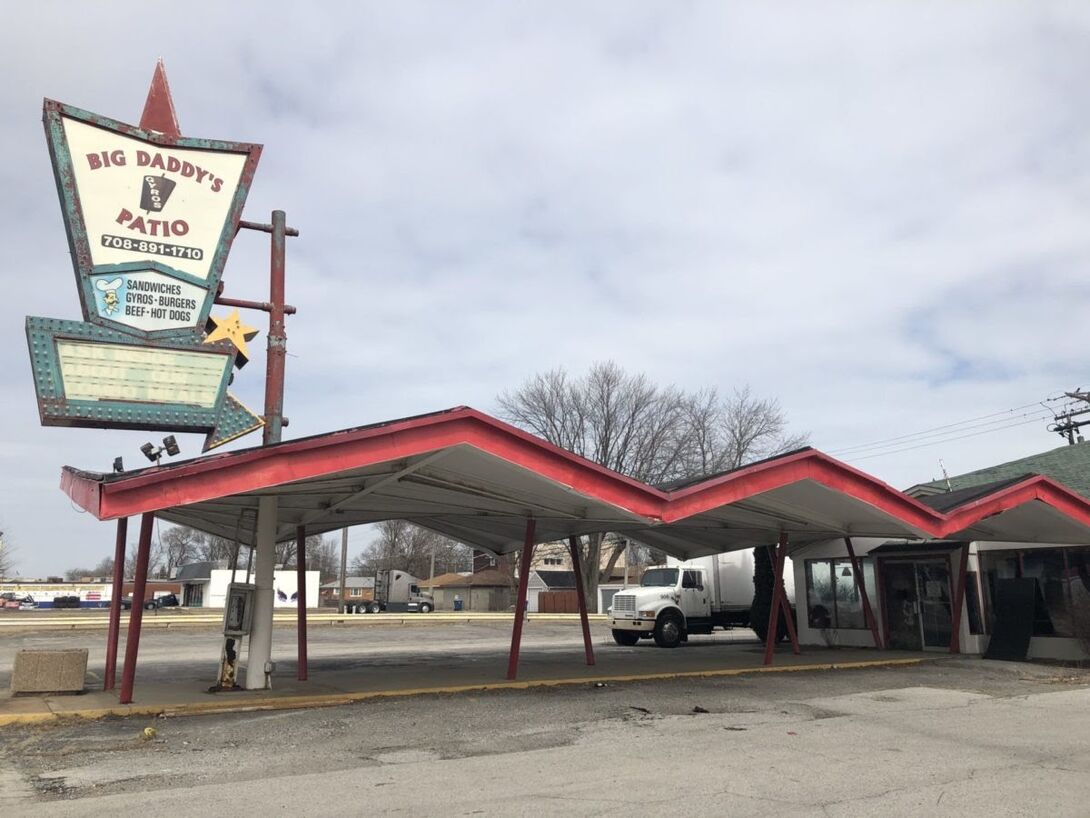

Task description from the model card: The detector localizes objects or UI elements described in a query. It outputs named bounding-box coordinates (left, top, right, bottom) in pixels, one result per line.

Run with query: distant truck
left=361, top=569, right=434, bottom=614
left=607, top=551, right=795, bottom=648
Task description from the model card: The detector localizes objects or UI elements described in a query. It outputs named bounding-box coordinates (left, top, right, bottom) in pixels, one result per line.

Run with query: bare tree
left=160, top=526, right=204, bottom=578
left=196, top=534, right=237, bottom=564
left=0, top=528, right=15, bottom=579
left=498, top=361, right=807, bottom=608
left=351, top=520, right=471, bottom=580
left=126, top=539, right=166, bottom=580
left=275, top=534, right=339, bottom=583
left=64, top=556, right=115, bottom=581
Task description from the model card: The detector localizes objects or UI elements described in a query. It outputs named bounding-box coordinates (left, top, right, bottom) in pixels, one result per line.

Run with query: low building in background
left=175, top=562, right=320, bottom=609
left=527, top=569, right=577, bottom=612
left=0, top=579, right=180, bottom=608
left=421, top=569, right=515, bottom=611
left=319, top=576, right=376, bottom=607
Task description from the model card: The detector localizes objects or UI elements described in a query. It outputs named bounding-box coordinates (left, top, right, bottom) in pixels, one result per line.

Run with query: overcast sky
left=3, top=2, right=1089, bottom=577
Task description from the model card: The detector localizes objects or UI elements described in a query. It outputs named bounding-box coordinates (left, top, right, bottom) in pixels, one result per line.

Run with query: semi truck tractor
left=607, top=551, right=795, bottom=648
left=363, top=569, right=434, bottom=614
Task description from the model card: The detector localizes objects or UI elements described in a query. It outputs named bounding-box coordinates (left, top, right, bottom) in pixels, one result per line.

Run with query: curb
left=0, top=657, right=929, bottom=727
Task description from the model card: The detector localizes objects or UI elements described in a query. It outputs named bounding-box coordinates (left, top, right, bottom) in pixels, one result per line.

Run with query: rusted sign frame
left=26, top=316, right=263, bottom=449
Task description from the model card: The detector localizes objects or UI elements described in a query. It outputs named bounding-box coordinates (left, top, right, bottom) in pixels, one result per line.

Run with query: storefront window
left=1022, top=550, right=1067, bottom=636
left=805, top=558, right=875, bottom=630
left=1068, top=548, right=1090, bottom=640
left=981, top=547, right=1090, bottom=637
left=965, top=571, right=984, bottom=635
left=806, top=561, right=834, bottom=628
left=833, top=561, right=866, bottom=629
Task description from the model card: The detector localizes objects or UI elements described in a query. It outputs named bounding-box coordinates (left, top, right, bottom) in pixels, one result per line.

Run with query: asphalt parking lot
left=2, top=619, right=1089, bottom=815
left=0, top=616, right=760, bottom=692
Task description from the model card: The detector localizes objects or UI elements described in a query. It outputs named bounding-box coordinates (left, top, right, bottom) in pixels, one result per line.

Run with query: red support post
left=103, top=517, right=128, bottom=690
left=506, top=518, right=537, bottom=680
left=296, top=525, right=309, bottom=681
left=567, top=536, right=596, bottom=667
left=763, top=534, right=788, bottom=666
left=844, top=537, right=883, bottom=650
left=262, top=209, right=287, bottom=445
left=949, top=543, right=971, bottom=654
left=119, top=513, right=154, bottom=704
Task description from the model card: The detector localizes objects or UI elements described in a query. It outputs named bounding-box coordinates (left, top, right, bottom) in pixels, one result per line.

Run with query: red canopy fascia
left=59, top=406, right=1090, bottom=551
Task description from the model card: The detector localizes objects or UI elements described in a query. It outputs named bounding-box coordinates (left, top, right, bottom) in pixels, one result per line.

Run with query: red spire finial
left=139, top=58, right=181, bottom=137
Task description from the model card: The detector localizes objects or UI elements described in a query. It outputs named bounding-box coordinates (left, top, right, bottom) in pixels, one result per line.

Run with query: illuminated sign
left=26, top=77, right=266, bottom=450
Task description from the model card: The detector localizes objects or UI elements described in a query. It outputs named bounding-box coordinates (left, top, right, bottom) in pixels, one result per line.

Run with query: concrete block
left=11, top=649, right=88, bottom=694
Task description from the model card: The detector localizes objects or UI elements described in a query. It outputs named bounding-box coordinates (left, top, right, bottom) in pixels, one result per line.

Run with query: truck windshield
left=641, top=568, right=679, bottom=587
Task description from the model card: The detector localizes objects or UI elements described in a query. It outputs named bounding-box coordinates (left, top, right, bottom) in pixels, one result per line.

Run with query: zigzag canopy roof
left=61, top=407, right=1090, bottom=557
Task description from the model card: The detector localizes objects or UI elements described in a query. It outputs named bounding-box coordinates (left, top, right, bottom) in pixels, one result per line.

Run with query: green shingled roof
left=910, top=441, right=1090, bottom=500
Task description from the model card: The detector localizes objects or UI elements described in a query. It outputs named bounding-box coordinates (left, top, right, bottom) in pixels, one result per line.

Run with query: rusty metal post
left=262, top=210, right=287, bottom=445
left=949, top=543, right=971, bottom=654
left=506, top=518, right=537, bottom=680
left=763, top=535, right=788, bottom=666
left=844, top=537, right=883, bottom=649
left=119, top=513, right=154, bottom=704
left=103, top=517, right=128, bottom=690
left=296, top=525, right=308, bottom=681
left=567, top=536, right=596, bottom=667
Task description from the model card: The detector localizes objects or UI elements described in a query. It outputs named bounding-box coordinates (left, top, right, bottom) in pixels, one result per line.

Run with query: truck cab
left=368, top=569, right=434, bottom=614
left=608, top=565, right=710, bottom=648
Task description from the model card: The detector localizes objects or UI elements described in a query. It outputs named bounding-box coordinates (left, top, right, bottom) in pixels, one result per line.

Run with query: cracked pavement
left=1, top=653, right=1088, bottom=815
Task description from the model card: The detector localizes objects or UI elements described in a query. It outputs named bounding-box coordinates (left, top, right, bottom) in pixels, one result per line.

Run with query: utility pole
left=339, top=527, right=348, bottom=613
left=1049, top=389, right=1090, bottom=445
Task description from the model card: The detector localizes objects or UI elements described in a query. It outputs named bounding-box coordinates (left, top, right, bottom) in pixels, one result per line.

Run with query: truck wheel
left=368, top=602, right=382, bottom=614
left=419, top=603, right=432, bottom=613
left=612, top=629, right=640, bottom=646
left=653, top=612, right=683, bottom=649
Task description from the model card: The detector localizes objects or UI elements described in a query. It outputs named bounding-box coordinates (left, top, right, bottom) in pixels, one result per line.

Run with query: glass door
left=916, top=560, right=953, bottom=650
left=883, top=562, right=922, bottom=650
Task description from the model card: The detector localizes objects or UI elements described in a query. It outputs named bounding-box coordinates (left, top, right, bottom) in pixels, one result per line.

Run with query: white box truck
left=607, top=551, right=794, bottom=648
left=363, top=569, right=434, bottom=614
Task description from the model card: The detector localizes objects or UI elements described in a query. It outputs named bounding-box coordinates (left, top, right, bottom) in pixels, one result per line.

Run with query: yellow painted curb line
left=0, top=657, right=929, bottom=727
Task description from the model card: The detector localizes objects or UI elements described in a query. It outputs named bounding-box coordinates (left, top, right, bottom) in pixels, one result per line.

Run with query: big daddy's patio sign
left=26, top=73, right=267, bottom=450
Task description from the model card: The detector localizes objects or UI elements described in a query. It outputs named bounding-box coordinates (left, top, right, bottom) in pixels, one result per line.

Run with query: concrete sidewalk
left=0, top=642, right=930, bottom=726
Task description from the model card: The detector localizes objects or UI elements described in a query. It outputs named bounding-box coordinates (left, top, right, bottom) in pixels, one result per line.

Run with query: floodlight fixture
left=113, top=456, right=124, bottom=473
left=163, top=435, right=180, bottom=457
left=140, top=442, right=159, bottom=462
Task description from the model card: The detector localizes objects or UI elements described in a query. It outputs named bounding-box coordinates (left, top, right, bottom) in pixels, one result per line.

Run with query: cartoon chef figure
left=95, top=277, right=123, bottom=315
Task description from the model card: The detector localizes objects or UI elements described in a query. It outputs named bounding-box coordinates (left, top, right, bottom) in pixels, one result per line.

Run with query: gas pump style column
left=246, top=495, right=278, bottom=690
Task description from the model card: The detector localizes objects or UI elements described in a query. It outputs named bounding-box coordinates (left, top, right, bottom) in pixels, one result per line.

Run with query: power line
left=842, top=416, right=1047, bottom=463
left=829, top=408, right=1053, bottom=458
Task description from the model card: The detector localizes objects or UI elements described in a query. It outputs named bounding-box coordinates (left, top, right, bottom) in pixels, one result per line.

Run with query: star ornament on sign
left=205, top=309, right=259, bottom=367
